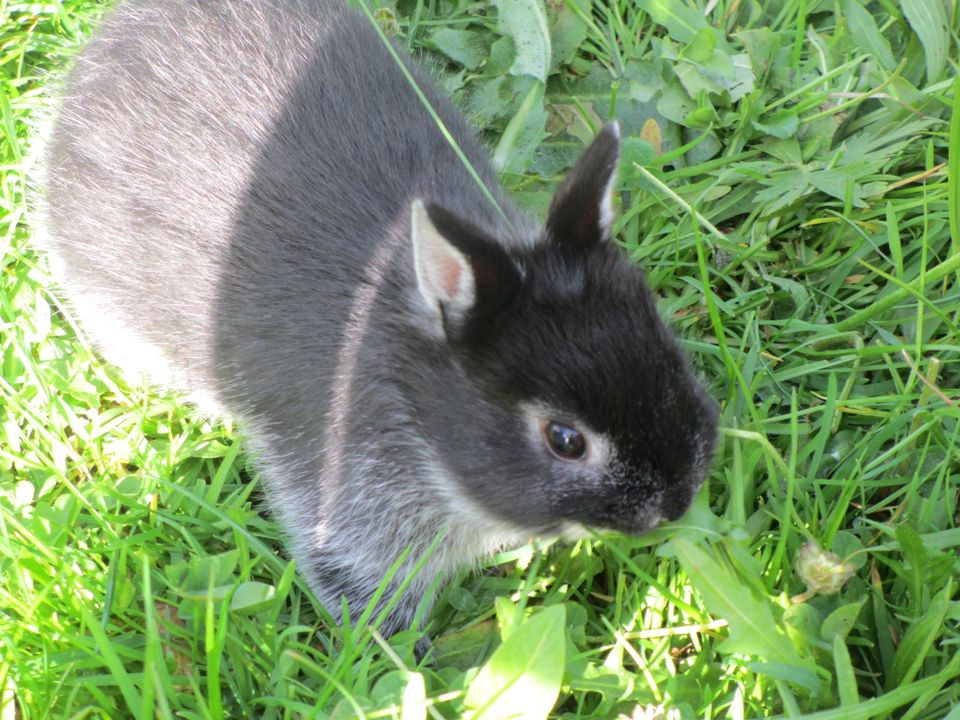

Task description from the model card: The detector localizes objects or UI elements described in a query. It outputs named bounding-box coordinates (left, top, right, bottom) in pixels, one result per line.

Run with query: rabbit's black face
left=464, top=240, right=720, bottom=534
left=412, top=123, right=719, bottom=536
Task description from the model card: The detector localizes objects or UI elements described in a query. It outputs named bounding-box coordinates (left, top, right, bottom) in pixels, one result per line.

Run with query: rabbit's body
left=39, top=0, right=718, bottom=638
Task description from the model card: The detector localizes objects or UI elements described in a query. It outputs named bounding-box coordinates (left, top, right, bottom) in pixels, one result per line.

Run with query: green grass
left=2, top=0, right=959, bottom=717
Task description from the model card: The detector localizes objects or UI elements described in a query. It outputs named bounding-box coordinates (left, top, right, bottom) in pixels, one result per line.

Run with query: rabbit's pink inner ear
left=411, top=199, right=476, bottom=321
left=433, top=254, right=464, bottom=298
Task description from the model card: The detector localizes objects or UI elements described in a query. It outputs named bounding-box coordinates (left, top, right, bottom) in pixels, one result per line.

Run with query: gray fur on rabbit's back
left=40, top=0, right=719, bottom=638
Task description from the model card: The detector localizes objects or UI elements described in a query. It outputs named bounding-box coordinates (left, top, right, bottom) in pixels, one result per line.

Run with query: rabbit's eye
left=544, top=421, right=587, bottom=461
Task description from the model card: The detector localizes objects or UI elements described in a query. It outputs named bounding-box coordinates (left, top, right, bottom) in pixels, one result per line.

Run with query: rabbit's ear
left=411, top=200, right=520, bottom=340
left=545, top=122, right=620, bottom=251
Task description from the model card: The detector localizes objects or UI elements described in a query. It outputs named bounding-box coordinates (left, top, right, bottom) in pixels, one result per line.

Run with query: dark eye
left=544, top=421, right=587, bottom=461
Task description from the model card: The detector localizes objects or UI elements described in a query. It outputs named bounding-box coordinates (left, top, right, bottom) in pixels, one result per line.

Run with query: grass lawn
left=2, top=0, right=959, bottom=717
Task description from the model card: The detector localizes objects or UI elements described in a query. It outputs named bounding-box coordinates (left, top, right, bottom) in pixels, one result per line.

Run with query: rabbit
left=36, top=0, right=719, bottom=645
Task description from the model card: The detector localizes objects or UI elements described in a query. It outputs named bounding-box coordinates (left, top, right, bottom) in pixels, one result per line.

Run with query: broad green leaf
left=445, top=585, right=479, bottom=613
left=493, top=81, right=548, bottom=173
left=784, top=602, right=829, bottom=655
left=624, top=59, right=666, bottom=103
left=466, top=74, right=539, bottom=128
left=566, top=663, right=633, bottom=716
left=734, top=28, right=780, bottom=77
left=495, top=595, right=518, bottom=640
left=753, top=110, right=799, bottom=139
left=566, top=663, right=631, bottom=696
left=901, top=0, right=950, bottom=83
left=674, top=539, right=805, bottom=667
left=486, top=35, right=517, bottom=76
left=165, top=550, right=239, bottom=593
left=673, top=35, right=752, bottom=101
left=466, top=76, right=511, bottom=126
left=889, top=583, right=953, bottom=689
left=620, top=136, right=656, bottom=185
left=892, top=524, right=954, bottom=599
left=675, top=61, right=727, bottom=97
left=683, top=27, right=716, bottom=63
left=527, top=133, right=584, bottom=177
left=655, top=490, right=732, bottom=555
left=638, top=0, right=708, bottom=43
left=763, top=274, right=811, bottom=312
left=821, top=598, right=866, bottom=642
left=807, top=170, right=865, bottom=207
left=431, top=28, right=488, bottom=70
left=896, top=523, right=929, bottom=589
left=761, top=136, right=800, bottom=164
left=744, top=661, right=821, bottom=694
left=657, top=83, right=697, bottom=124
left=547, top=0, right=588, bottom=72
left=754, top=172, right=812, bottom=213
left=493, top=0, right=551, bottom=82
left=229, top=581, right=276, bottom=614
left=728, top=53, right=756, bottom=101
left=833, top=635, right=860, bottom=706
left=433, top=620, right=498, bottom=671
left=464, top=605, right=566, bottom=720
left=831, top=531, right=867, bottom=570
left=841, top=0, right=895, bottom=71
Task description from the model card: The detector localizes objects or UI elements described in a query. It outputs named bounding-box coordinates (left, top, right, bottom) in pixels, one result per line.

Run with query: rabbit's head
left=410, top=123, right=719, bottom=536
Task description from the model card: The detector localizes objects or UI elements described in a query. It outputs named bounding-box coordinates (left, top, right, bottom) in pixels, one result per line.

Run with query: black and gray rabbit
left=36, top=0, right=719, bottom=640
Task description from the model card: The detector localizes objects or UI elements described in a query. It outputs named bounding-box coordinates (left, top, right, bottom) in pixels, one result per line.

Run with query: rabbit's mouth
left=603, top=513, right=664, bottom=536
left=556, top=509, right=665, bottom=538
